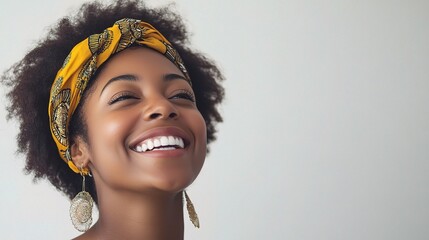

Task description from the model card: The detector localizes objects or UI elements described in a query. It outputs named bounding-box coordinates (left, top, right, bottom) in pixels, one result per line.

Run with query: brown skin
left=70, top=47, right=207, bottom=240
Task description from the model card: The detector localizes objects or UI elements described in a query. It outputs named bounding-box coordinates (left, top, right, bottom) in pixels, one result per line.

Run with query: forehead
left=96, top=47, right=184, bottom=80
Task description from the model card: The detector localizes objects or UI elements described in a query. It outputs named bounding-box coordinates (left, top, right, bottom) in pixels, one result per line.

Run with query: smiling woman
left=1, top=1, right=224, bottom=239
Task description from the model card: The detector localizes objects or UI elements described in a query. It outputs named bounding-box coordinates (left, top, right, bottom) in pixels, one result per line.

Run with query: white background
left=1, top=0, right=428, bottom=239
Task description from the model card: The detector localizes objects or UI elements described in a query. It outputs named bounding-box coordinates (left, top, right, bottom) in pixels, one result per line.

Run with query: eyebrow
left=163, top=73, right=188, bottom=82
left=100, top=73, right=188, bottom=96
left=100, top=74, right=137, bottom=96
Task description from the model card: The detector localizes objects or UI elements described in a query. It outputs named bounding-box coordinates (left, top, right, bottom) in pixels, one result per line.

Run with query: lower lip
left=133, top=148, right=187, bottom=158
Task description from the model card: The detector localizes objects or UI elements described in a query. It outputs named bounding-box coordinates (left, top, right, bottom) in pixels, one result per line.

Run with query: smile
left=133, top=135, right=185, bottom=153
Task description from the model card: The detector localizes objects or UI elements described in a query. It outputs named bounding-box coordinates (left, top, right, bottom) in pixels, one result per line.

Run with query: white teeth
left=154, top=139, right=161, bottom=147
left=179, top=138, right=184, bottom=148
left=147, top=140, right=154, bottom=150
left=168, top=136, right=175, bottom=146
left=136, top=145, right=142, bottom=152
left=133, top=135, right=185, bottom=153
left=160, top=136, right=169, bottom=146
left=152, top=147, right=175, bottom=151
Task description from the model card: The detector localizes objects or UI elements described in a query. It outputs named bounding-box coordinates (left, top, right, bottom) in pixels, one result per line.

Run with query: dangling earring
left=184, top=190, right=200, bottom=228
left=70, top=166, right=94, bottom=232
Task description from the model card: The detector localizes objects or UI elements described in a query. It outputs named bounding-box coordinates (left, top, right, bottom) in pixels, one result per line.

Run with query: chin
left=148, top=168, right=201, bottom=193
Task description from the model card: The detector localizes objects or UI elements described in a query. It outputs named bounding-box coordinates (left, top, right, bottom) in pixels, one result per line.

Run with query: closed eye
left=169, top=90, right=195, bottom=102
left=108, top=92, right=140, bottom=105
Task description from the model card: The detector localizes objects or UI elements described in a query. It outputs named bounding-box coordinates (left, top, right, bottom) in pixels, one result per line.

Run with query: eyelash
left=108, top=92, right=138, bottom=105
left=170, top=90, right=196, bottom=102
left=108, top=90, right=195, bottom=105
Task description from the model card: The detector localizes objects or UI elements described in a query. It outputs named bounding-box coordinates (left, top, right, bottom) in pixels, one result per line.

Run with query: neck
left=88, top=188, right=184, bottom=240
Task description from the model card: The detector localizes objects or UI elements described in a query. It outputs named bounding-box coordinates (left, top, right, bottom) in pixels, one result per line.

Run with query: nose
left=144, top=98, right=179, bottom=121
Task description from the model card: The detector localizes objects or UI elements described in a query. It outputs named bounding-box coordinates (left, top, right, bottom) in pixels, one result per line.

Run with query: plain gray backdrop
left=1, top=0, right=428, bottom=239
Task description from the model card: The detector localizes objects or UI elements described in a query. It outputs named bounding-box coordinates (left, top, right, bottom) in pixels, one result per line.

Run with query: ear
left=70, top=136, right=91, bottom=169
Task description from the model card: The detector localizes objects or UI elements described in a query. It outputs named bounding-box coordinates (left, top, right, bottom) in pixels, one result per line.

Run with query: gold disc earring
left=184, top=190, right=200, bottom=228
left=70, top=167, right=94, bottom=232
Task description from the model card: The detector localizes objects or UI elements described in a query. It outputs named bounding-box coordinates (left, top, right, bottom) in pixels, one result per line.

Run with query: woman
left=2, top=0, right=224, bottom=239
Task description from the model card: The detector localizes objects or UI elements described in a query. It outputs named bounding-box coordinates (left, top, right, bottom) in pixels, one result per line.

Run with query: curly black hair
left=1, top=0, right=224, bottom=204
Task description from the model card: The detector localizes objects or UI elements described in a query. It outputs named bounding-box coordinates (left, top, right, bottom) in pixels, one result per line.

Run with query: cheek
left=188, top=110, right=207, bottom=167
left=86, top=110, right=137, bottom=171
left=89, top=112, right=133, bottom=146
left=101, top=114, right=131, bottom=138
left=196, top=115, right=207, bottom=152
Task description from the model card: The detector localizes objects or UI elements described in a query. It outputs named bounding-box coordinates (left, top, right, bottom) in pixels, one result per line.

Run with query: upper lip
left=129, top=126, right=191, bottom=150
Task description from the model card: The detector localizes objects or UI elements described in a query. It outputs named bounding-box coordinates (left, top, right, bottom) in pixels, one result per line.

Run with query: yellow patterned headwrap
left=48, top=18, right=190, bottom=174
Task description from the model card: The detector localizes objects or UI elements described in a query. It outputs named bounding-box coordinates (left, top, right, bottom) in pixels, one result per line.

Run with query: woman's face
left=81, top=47, right=206, bottom=193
